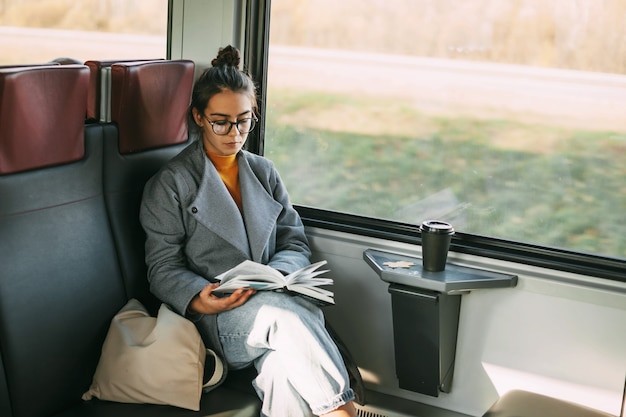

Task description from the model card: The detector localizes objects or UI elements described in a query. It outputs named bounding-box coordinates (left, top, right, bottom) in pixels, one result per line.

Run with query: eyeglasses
left=203, top=116, right=257, bottom=135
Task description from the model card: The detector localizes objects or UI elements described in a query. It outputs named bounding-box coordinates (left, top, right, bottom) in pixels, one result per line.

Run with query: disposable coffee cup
left=420, top=220, right=454, bottom=272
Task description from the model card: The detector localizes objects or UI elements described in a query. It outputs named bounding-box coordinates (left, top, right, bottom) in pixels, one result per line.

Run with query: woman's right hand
left=188, top=283, right=256, bottom=315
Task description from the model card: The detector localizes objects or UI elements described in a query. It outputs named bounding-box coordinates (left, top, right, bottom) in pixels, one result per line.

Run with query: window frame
left=244, top=0, right=626, bottom=284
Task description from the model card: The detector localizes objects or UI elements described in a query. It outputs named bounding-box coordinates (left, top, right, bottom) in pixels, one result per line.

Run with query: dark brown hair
left=189, top=45, right=257, bottom=128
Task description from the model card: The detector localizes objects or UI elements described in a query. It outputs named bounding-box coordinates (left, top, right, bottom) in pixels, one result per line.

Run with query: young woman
left=140, top=45, right=357, bottom=417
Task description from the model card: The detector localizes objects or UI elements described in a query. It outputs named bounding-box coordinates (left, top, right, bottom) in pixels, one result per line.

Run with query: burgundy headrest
left=84, top=59, right=163, bottom=120
left=110, top=60, right=195, bottom=154
left=0, top=65, right=89, bottom=174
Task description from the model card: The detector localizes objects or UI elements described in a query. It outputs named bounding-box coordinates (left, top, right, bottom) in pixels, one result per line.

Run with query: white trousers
left=217, top=291, right=355, bottom=416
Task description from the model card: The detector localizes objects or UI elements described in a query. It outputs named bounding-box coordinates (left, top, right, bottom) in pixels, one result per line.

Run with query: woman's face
left=193, top=89, right=254, bottom=156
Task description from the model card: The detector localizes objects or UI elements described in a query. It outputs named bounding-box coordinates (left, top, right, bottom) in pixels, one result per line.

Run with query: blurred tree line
left=271, top=0, right=626, bottom=75
left=0, top=0, right=165, bottom=35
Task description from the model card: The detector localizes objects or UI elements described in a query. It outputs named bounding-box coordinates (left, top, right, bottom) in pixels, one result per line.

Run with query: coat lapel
left=188, top=148, right=283, bottom=262
left=239, top=155, right=283, bottom=262
left=190, top=152, right=251, bottom=258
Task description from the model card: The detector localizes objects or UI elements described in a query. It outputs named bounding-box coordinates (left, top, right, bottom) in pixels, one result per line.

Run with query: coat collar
left=189, top=142, right=282, bottom=262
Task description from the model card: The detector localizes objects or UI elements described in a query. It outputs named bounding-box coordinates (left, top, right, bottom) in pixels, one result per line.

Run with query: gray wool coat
left=139, top=139, right=312, bottom=363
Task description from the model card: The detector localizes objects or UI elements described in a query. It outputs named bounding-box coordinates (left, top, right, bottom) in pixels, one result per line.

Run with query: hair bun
left=211, top=45, right=241, bottom=68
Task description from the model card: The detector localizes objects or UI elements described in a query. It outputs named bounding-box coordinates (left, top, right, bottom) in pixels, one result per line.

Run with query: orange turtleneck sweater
left=206, top=151, right=242, bottom=211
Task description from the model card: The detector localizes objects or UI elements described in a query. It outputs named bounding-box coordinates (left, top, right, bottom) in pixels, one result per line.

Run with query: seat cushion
left=53, top=387, right=260, bottom=417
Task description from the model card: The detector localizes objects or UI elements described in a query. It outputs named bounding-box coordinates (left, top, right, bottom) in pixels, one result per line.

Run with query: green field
left=265, top=89, right=626, bottom=259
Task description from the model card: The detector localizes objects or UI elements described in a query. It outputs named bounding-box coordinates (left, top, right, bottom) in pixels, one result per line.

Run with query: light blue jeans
left=217, top=291, right=355, bottom=417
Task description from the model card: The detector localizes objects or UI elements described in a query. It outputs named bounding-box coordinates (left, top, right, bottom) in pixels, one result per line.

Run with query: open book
left=213, top=260, right=334, bottom=305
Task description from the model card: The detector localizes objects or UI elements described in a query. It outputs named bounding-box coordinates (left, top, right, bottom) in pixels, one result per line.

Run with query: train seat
left=0, top=64, right=130, bottom=417
left=0, top=63, right=260, bottom=417
left=102, top=59, right=195, bottom=314
left=482, top=390, right=616, bottom=417
left=101, top=58, right=261, bottom=412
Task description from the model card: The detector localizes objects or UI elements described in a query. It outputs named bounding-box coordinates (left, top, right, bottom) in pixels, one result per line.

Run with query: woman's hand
left=188, top=283, right=256, bottom=315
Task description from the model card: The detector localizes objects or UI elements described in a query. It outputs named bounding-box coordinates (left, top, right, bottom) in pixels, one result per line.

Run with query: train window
left=0, top=0, right=166, bottom=65
left=264, top=0, right=626, bottom=261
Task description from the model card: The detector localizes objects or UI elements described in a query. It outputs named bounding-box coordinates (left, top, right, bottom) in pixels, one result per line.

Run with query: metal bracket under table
left=363, top=248, right=518, bottom=397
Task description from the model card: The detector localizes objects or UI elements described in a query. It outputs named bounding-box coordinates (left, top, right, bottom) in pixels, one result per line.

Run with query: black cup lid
left=420, top=220, right=454, bottom=234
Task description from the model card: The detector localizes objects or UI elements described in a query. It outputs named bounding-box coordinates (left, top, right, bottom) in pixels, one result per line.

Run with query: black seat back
left=103, top=59, right=195, bottom=314
left=0, top=65, right=127, bottom=417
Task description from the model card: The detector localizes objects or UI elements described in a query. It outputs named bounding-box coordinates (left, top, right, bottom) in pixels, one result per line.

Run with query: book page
left=215, top=260, right=283, bottom=283
left=284, top=260, right=330, bottom=284
left=284, top=260, right=335, bottom=304
left=214, top=277, right=284, bottom=292
left=213, top=261, right=284, bottom=293
left=213, top=259, right=335, bottom=304
left=287, top=284, right=335, bottom=305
